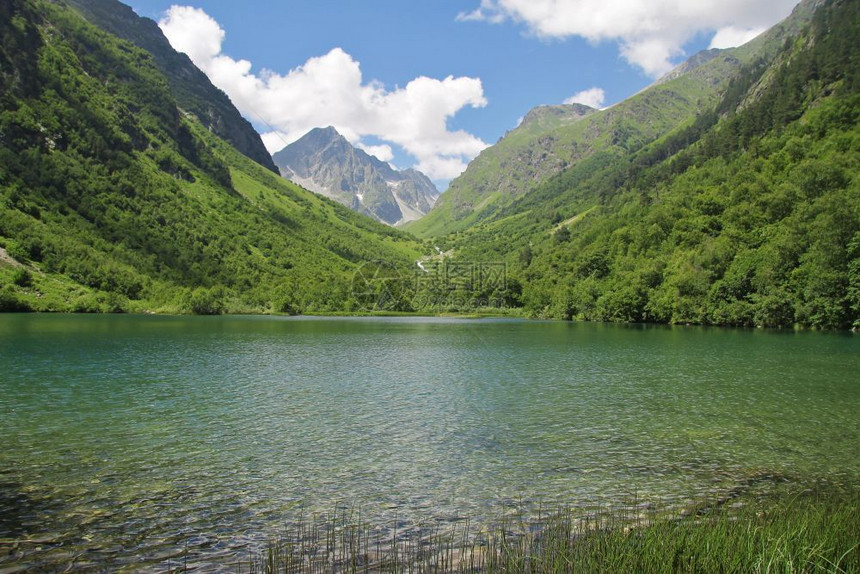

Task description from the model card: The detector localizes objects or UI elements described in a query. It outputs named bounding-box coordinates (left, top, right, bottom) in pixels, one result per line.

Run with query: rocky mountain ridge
left=272, top=127, right=439, bottom=225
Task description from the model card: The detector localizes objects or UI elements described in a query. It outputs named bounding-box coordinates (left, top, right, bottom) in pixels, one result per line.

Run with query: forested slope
left=0, top=0, right=419, bottom=314
left=406, top=0, right=820, bottom=239
left=443, top=0, right=858, bottom=329
left=64, top=0, right=278, bottom=173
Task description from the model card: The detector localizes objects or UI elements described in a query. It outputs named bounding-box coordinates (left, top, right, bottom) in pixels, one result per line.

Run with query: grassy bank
left=231, top=483, right=859, bottom=573
left=480, top=487, right=860, bottom=573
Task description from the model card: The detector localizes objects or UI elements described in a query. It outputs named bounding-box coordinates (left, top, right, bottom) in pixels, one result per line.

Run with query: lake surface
left=1, top=314, right=858, bottom=570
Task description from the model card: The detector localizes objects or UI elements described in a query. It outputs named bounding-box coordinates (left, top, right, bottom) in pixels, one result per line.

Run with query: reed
left=197, top=483, right=859, bottom=573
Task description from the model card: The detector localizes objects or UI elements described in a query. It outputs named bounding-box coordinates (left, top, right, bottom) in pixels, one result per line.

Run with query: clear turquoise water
left=1, top=314, right=858, bottom=570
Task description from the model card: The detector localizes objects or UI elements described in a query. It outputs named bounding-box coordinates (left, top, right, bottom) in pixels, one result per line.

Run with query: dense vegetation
left=0, top=0, right=420, bottom=314
left=64, top=0, right=279, bottom=173
left=0, top=0, right=856, bottom=329
left=440, top=0, right=859, bottom=329
left=406, top=0, right=819, bottom=240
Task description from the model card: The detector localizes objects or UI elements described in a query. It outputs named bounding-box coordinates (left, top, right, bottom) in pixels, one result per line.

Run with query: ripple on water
left=1, top=315, right=858, bottom=570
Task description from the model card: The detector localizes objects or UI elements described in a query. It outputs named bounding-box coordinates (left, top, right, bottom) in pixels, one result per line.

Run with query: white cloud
left=564, top=87, right=606, bottom=109
left=415, top=156, right=474, bottom=182
left=709, top=25, right=766, bottom=49
left=457, top=0, right=798, bottom=76
left=159, top=6, right=488, bottom=181
left=620, top=36, right=685, bottom=78
left=356, top=143, right=395, bottom=163
left=158, top=5, right=223, bottom=65
left=456, top=0, right=507, bottom=24
left=259, top=131, right=292, bottom=156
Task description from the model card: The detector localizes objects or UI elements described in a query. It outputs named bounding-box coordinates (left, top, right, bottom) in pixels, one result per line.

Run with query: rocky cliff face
left=272, top=127, right=439, bottom=225
left=65, top=0, right=278, bottom=173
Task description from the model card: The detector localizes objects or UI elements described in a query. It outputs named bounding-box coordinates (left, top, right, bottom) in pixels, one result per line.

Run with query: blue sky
left=128, top=0, right=798, bottom=187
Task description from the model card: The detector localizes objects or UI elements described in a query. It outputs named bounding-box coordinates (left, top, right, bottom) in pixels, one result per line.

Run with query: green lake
left=1, top=314, right=858, bottom=570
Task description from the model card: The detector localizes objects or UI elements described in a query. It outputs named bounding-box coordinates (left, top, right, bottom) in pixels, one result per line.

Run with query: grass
left=224, top=482, right=859, bottom=573
left=480, top=487, right=860, bottom=573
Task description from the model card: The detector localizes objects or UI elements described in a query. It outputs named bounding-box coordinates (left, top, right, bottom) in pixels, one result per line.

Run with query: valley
left=0, top=0, right=856, bottom=329
left=0, top=1, right=858, bottom=570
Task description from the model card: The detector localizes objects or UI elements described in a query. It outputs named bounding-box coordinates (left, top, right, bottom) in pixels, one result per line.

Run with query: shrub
left=0, top=285, right=31, bottom=311
left=11, top=267, right=33, bottom=288
left=188, top=286, right=225, bottom=315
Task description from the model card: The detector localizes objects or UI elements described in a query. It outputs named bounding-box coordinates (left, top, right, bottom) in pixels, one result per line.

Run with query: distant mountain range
left=272, top=127, right=439, bottom=225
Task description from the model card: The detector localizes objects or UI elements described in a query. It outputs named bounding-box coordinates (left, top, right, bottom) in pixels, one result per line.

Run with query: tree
left=553, top=226, right=571, bottom=244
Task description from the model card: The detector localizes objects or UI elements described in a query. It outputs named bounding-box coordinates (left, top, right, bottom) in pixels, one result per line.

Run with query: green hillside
left=406, top=0, right=821, bottom=239
left=0, top=0, right=420, bottom=314
left=0, top=0, right=855, bottom=328
left=440, top=0, right=859, bottom=329
left=64, top=0, right=279, bottom=173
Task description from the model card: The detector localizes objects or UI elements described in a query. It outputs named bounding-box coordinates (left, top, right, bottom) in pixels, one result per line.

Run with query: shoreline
left=250, top=478, right=859, bottom=573
left=1, top=308, right=857, bottom=332
left=3, top=472, right=857, bottom=572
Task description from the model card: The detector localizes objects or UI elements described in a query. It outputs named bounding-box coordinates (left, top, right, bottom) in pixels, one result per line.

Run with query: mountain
left=420, top=0, right=858, bottom=329
left=0, top=0, right=420, bottom=314
left=405, top=0, right=821, bottom=238
left=62, top=0, right=278, bottom=173
left=272, top=127, right=439, bottom=225
left=1, top=0, right=855, bottom=328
